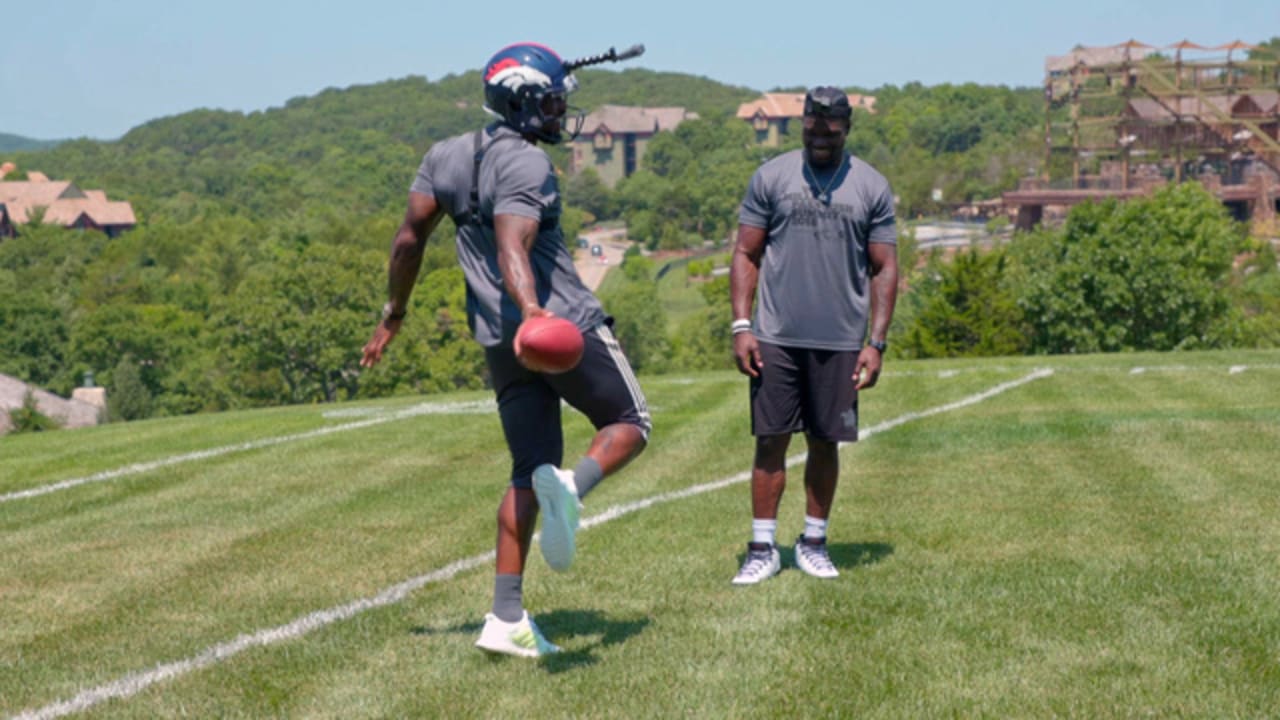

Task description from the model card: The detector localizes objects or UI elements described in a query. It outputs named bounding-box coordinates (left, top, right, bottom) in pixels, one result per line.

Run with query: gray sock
left=573, top=457, right=604, bottom=500
left=491, top=574, right=523, bottom=622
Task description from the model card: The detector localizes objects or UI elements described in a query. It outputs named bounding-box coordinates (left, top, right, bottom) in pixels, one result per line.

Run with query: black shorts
left=749, top=341, right=859, bottom=442
left=485, top=321, right=651, bottom=488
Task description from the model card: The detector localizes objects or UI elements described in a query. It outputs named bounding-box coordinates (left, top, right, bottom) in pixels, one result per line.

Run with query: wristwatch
left=867, top=339, right=887, bottom=353
left=382, top=302, right=407, bottom=322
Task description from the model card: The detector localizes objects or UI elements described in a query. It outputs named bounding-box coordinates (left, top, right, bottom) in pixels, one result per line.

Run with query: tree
left=224, top=242, right=383, bottom=404
left=109, top=354, right=153, bottom=421
left=69, top=302, right=210, bottom=413
left=564, top=167, right=614, bottom=220
left=355, top=265, right=488, bottom=396
left=0, top=287, right=69, bottom=388
left=1230, top=239, right=1280, bottom=348
left=900, top=247, right=1027, bottom=358
left=1010, top=183, right=1243, bottom=353
left=560, top=206, right=590, bottom=250
left=598, top=256, right=671, bottom=373
left=669, top=275, right=734, bottom=371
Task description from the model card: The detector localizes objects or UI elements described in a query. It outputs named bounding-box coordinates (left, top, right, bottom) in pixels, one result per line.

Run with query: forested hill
left=7, top=65, right=1271, bottom=424
left=10, top=69, right=761, bottom=223
left=117, top=68, right=762, bottom=154
left=0, top=133, right=62, bottom=153
left=1, top=70, right=1050, bottom=411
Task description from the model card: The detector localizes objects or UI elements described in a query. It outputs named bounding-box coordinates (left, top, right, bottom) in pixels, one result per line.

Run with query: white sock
left=751, top=518, right=777, bottom=546
left=803, top=515, right=829, bottom=541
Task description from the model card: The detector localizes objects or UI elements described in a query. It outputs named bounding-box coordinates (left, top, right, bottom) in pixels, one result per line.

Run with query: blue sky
left=2, top=0, right=1276, bottom=140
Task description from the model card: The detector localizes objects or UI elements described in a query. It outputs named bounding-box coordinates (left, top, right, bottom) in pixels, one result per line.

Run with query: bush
left=900, top=247, right=1027, bottom=358
left=8, top=390, right=60, bottom=433
left=110, top=354, right=153, bottom=421
left=1010, top=183, right=1242, bottom=353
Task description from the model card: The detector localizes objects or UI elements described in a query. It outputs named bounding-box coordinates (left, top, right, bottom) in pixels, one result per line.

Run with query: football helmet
left=482, top=43, right=583, bottom=144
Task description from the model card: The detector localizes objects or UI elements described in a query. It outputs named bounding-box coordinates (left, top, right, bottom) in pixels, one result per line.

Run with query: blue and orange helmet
left=482, top=43, right=582, bottom=144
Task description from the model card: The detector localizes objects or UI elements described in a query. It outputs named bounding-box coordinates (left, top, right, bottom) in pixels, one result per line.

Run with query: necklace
left=803, top=154, right=846, bottom=205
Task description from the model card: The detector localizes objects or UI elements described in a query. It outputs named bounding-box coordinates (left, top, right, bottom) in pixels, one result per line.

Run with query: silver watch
left=382, top=302, right=406, bottom=322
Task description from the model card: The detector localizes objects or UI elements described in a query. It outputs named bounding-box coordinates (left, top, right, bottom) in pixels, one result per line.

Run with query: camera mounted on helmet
left=482, top=42, right=646, bottom=144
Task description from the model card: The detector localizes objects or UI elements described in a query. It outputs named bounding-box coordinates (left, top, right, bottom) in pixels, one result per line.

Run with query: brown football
left=514, top=316, right=584, bottom=374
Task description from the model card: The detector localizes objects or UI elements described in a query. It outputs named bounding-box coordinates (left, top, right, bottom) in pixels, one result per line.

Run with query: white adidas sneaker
left=474, top=611, right=561, bottom=658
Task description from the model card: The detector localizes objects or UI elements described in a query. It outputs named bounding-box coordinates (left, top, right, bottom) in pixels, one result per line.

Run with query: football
left=514, top=316, right=584, bottom=374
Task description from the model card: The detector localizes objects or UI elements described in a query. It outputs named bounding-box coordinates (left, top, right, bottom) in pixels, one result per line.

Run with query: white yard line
left=8, top=362, right=1274, bottom=504
left=1, top=400, right=494, bottom=504
left=887, top=362, right=1279, bottom=379
left=11, top=368, right=1052, bottom=720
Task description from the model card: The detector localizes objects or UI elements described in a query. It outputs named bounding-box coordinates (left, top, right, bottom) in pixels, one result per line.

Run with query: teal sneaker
left=475, top=611, right=562, bottom=658
left=533, top=464, right=581, bottom=572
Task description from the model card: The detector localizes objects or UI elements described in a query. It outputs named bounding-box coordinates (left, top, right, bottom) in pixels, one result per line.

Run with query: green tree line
left=3, top=62, right=1277, bottom=425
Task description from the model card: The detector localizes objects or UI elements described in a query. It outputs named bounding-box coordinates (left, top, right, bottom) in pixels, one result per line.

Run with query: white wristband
left=731, top=318, right=752, bottom=335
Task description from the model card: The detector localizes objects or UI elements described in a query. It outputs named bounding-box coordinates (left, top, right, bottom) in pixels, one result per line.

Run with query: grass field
left=3, top=350, right=1279, bottom=719
left=597, top=252, right=728, bottom=333
left=652, top=255, right=729, bottom=333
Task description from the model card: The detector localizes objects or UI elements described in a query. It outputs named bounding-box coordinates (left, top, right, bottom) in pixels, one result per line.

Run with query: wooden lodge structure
left=1004, top=40, right=1280, bottom=230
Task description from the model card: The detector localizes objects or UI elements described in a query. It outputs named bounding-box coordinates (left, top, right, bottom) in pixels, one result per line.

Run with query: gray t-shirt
left=738, top=150, right=896, bottom=351
left=411, top=123, right=605, bottom=348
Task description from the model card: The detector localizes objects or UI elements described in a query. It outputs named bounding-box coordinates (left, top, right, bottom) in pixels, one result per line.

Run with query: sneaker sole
left=475, top=639, right=542, bottom=658
left=795, top=565, right=839, bottom=579
left=533, top=465, right=577, bottom=572
left=731, top=574, right=779, bottom=586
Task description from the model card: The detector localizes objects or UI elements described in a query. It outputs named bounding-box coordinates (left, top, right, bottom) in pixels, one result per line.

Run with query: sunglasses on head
left=802, top=113, right=850, bottom=131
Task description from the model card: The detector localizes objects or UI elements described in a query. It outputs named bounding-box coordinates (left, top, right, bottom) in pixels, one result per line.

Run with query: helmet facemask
left=524, top=80, right=583, bottom=144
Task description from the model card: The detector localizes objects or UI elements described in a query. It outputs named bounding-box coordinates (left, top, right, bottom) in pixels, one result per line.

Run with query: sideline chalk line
left=6, top=362, right=1273, bottom=504
left=11, top=368, right=1052, bottom=720
left=1, top=400, right=495, bottom=504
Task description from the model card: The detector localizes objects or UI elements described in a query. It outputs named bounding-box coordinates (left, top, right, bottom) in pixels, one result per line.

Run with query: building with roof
left=735, top=91, right=876, bottom=147
left=1004, top=40, right=1280, bottom=231
left=0, top=170, right=136, bottom=238
left=569, top=105, right=698, bottom=187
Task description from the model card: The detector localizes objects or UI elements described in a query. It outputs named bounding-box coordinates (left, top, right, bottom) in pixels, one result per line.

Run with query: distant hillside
left=6, top=69, right=761, bottom=221
left=111, top=68, right=759, bottom=155
left=0, top=132, right=62, bottom=153
left=5, top=67, right=1047, bottom=229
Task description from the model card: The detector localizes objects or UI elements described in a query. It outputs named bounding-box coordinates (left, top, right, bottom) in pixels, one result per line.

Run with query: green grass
left=653, top=257, right=725, bottom=332
left=3, top=351, right=1280, bottom=718
left=597, top=252, right=728, bottom=333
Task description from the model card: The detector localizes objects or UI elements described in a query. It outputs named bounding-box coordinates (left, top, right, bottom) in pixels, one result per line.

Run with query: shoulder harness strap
left=466, top=128, right=521, bottom=227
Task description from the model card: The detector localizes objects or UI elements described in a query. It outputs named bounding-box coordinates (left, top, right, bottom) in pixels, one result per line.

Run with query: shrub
left=8, top=390, right=60, bottom=433
left=110, top=354, right=154, bottom=421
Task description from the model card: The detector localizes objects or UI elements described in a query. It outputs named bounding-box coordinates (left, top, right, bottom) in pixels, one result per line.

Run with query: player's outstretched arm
left=361, top=191, right=443, bottom=368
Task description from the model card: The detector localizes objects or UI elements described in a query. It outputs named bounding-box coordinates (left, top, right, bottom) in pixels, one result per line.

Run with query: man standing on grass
left=728, top=86, right=898, bottom=585
left=360, top=42, right=650, bottom=657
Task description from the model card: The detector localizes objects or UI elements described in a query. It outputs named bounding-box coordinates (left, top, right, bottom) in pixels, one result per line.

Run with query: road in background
left=574, top=226, right=629, bottom=291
